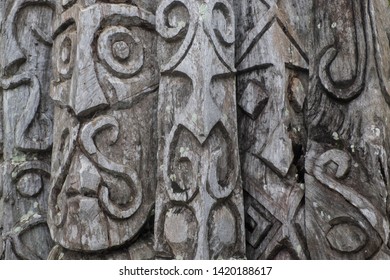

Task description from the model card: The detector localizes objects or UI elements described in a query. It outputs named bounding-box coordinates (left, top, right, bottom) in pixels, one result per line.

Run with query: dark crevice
left=378, top=157, right=388, bottom=187
left=292, top=142, right=305, bottom=183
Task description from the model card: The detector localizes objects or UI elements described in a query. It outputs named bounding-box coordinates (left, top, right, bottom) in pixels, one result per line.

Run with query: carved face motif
left=48, top=3, right=158, bottom=251
left=51, top=3, right=157, bottom=116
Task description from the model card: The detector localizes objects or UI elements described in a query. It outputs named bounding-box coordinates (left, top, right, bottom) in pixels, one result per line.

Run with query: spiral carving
left=203, top=0, right=235, bottom=71
left=97, top=26, right=144, bottom=78
left=156, top=0, right=198, bottom=72
left=313, top=149, right=388, bottom=242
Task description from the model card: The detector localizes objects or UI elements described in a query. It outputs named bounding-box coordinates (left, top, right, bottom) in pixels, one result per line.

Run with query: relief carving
left=1, top=0, right=390, bottom=261
left=155, top=0, right=245, bottom=260
left=306, top=0, right=390, bottom=259
left=235, top=0, right=310, bottom=259
left=0, top=0, right=55, bottom=259
left=47, top=1, right=158, bottom=258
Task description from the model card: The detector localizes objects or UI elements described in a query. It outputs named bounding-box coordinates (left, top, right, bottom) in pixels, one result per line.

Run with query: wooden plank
left=0, top=0, right=55, bottom=260
left=235, top=0, right=311, bottom=259
left=154, top=0, right=246, bottom=259
left=47, top=1, right=159, bottom=259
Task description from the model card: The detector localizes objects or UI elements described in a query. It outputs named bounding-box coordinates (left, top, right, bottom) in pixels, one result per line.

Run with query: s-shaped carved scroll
left=0, top=74, right=52, bottom=151
left=203, top=0, right=235, bottom=71
left=80, top=115, right=142, bottom=219
left=1, top=0, right=55, bottom=152
left=313, top=149, right=389, bottom=243
left=156, top=0, right=198, bottom=72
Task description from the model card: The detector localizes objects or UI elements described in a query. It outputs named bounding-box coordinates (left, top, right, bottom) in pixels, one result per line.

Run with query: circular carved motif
left=97, top=26, right=144, bottom=78
left=55, top=31, right=76, bottom=80
left=60, top=37, right=72, bottom=64
left=164, top=205, right=198, bottom=259
left=16, top=173, right=43, bottom=197
left=112, top=41, right=130, bottom=61
left=326, top=221, right=367, bottom=253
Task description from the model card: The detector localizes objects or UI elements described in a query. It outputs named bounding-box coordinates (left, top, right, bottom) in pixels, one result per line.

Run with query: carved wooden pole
left=235, top=0, right=311, bottom=259
left=305, top=0, right=390, bottom=259
left=46, top=0, right=158, bottom=259
left=0, top=0, right=55, bottom=260
left=154, top=0, right=246, bottom=260
left=0, top=0, right=4, bottom=260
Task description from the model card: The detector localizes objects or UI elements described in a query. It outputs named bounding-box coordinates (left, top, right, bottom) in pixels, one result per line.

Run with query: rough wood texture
left=0, top=0, right=55, bottom=260
left=306, top=0, right=390, bottom=259
left=0, top=0, right=4, bottom=260
left=46, top=1, right=158, bottom=259
left=1, top=0, right=390, bottom=260
left=235, top=0, right=310, bottom=259
left=154, top=0, right=246, bottom=259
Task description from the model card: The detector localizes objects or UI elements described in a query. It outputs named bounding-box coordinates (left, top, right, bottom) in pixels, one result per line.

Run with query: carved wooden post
left=46, top=0, right=158, bottom=259
left=154, top=0, right=246, bottom=259
left=235, top=0, right=311, bottom=259
left=0, top=0, right=4, bottom=260
left=306, top=0, right=390, bottom=259
left=0, top=0, right=55, bottom=259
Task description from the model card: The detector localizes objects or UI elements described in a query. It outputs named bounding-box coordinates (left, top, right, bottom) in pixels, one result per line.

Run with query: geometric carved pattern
left=246, top=205, right=272, bottom=248
left=154, top=0, right=245, bottom=260
left=236, top=0, right=309, bottom=260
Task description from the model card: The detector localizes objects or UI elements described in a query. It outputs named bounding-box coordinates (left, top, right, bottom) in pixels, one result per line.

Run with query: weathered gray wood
left=46, top=1, right=159, bottom=259
left=305, top=0, right=390, bottom=259
left=154, top=0, right=246, bottom=260
left=235, top=0, right=311, bottom=259
left=0, top=0, right=55, bottom=260
left=0, top=0, right=4, bottom=260
left=1, top=0, right=390, bottom=261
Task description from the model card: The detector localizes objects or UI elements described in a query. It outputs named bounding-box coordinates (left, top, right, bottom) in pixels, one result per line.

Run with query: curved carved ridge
left=156, top=0, right=244, bottom=259
left=313, top=149, right=389, bottom=243
left=47, top=1, right=158, bottom=254
left=163, top=123, right=238, bottom=203
left=80, top=115, right=142, bottom=219
left=3, top=0, right=56, bottom=75
left=326, top=217, right=368, bottom=254
left=4, top=0, right=390, bottom=261
left=0, top=0, right=56, bottom=260
left=97, top=26, right=144, bottom=79
left=3, top=215, right=47, bottom=260
left=318, top=0, right=367, bottom=101
left=0, top=68, right=52, bottom=152
left=48, top=114, right=80, bottom=228
left=51, top=3, right=155, bottom=117
left=11, top=161, right=51, bottom=197
left=156, top=0, right=198, bottom=73
left=203, top=0, right=236, bottom=71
